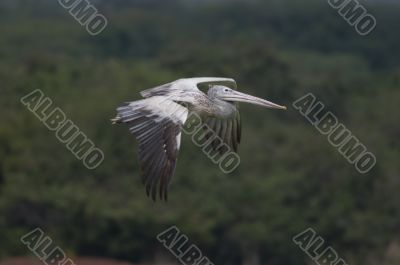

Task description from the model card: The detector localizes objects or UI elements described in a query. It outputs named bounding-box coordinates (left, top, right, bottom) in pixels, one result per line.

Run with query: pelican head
left=209, top=85, right=287, bottom=110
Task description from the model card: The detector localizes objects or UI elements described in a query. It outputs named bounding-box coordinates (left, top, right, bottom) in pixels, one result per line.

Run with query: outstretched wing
left=113, top=97, right=188, bottom=201
left=140, top=77, right=237, bottom=101
left=189, top=77, right=237, bottom=90
left=204, top=107, right=241, bottom=154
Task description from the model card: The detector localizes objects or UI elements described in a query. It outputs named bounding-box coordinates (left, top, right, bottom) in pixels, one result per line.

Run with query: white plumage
left=112, top=77, right=286, bottom=201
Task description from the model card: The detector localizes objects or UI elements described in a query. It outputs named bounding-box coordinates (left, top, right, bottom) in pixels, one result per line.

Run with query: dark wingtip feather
left=115, top=97, right=185, bottom=202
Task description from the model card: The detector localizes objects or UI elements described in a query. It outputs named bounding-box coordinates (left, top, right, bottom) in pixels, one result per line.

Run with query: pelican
left=112, top=77, right=286, bottom=201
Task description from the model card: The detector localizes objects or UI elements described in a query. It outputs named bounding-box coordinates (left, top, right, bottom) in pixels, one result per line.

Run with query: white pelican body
left=112, top=77, right=286, bottom=201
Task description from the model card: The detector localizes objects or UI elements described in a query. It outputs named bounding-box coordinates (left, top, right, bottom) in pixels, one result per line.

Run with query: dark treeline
left=0, top=0, right=399, bottom=265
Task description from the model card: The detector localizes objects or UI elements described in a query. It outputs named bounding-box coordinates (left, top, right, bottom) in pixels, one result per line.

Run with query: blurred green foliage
left=0, top=0, right=399, bottom=264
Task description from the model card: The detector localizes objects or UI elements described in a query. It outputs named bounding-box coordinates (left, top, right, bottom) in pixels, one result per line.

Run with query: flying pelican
left=112, top=77, right=286, bottom=201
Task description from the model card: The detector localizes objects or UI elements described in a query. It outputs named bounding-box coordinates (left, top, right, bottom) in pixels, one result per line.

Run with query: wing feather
left=204, top=109, right=241, bottom=154
left=140, top=77, right=237, bottom=101
left=113, top=97, right=188, bottom=201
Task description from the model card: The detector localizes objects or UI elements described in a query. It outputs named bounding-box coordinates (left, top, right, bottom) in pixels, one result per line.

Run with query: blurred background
left=1, top=0, right=399, bottom=264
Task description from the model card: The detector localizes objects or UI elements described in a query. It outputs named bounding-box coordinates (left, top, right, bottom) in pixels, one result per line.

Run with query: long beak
left=222, top=90, right=287, bottom=110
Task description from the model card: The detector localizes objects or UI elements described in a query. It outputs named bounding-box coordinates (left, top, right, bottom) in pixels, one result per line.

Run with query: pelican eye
left=224, top=88, right=229, bottom=92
